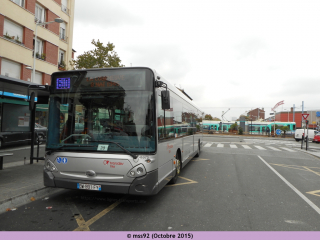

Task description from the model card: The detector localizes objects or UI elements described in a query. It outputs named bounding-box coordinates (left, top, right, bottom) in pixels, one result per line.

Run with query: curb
left=294, top=148, right=320, bottom=160
left=0, top=187, right=64, bottom=214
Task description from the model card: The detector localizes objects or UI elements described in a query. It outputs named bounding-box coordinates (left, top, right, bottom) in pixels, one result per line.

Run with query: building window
left=35, top=4, right=45, bottom=23
left=33, top=38, right=45, bottom=60
left=58, top=50, right=66, bottom=70
left=1, top=59, right=21, bottom=79
left=3, top=19, right=23, bottom=43
left=11, top=0, right=25, bottom=7
left=33, top=71, right=43, bottom=84
left=61, top=0, right=69, bottom=14
left=59, top=22, right=67, bottom=41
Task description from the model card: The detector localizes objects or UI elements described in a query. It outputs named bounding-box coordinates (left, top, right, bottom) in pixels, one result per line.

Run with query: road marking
left=270, top=163, right=320, bottom=177
left=230, top=144, right=238, bottom=148
left=254, top=145, right=266, bottom=150
left=67, top=197, right=90, bottom=231
left=192, top=158, right=210, bottom=161
left=204, top=143, right=212, bottom=147
left=267, top=146, right=281, bottom=151
left=73, top=196, right=128, bottom=231
left=306, top=190, right=320, bottom=197
left=258, top=155, right=320, bottom=215
left=242, top=145, right=252, bottom=149
left=166, top=176, right=198, bottom=187
left=217, top=144, right=224, bottom=148
left=279, top=147, right=296, bottom=152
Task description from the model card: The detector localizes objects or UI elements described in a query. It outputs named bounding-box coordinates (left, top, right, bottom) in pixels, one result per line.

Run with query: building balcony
left=59, top=31, right=68, bottom=42
left=61, top=4, right=70, bottom=15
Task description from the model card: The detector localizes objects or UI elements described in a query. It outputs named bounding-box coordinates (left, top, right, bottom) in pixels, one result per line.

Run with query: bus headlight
left=45, top=160, right=58, bottom=172
left=135, top=155, right=155, bottom=164
left=127, top=164, right=146, bottom=178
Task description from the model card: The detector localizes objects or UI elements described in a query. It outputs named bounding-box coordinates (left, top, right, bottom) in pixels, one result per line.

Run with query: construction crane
left=221, top=108, right=230, bottom=132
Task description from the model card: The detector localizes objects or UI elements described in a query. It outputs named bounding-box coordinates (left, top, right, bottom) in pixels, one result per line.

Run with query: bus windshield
left=46, top=69, right=155, bottom=154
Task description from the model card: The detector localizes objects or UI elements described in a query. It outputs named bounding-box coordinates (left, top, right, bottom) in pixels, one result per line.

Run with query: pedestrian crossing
left=203, top=142, right=297, bottom=152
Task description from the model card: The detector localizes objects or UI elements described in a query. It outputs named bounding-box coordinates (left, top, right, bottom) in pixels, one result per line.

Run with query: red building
left=275, top=108, right=317, bottom=129
left=247, top=108, right=265, bottom=120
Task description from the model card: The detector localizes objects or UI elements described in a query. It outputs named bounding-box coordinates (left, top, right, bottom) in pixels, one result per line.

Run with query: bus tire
left=194, top=140, right=200, bottom=157
left=169, top=152, right=181, bottom=184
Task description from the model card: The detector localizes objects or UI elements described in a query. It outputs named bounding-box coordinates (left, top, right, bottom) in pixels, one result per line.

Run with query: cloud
left=74, top=1, right=143, bottom=28
left=234, top=38, right=267, bottom=59
left=124, top=44, right=191, bottom=83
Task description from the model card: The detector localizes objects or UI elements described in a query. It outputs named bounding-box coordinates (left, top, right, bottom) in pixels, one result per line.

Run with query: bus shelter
left=0, top=75, right=50, bottom=164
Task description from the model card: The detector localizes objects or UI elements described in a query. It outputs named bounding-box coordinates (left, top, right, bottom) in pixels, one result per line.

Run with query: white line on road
left=217, top=144, right=224, bottom=148
left=266, top=146, right=281, bottom=151
left=258, top=155, right=320, bottom=215
left=204, top=143, right=212, bottom=147
left=242, top=145, right=252, bottom=149
left=254, top=145, right=266, bottom=150
left=230, top=144, right=238, bottom=148
left=279, top=147, right=296, bottom=152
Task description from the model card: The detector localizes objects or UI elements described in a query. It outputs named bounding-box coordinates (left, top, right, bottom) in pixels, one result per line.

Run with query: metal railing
left=59, top=31, right=68, bottom=42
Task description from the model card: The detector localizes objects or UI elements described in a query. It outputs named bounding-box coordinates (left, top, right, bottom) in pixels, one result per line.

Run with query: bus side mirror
left=29, top=92, right=35, bottom=111
left=161, top=90, right=170, bottom=110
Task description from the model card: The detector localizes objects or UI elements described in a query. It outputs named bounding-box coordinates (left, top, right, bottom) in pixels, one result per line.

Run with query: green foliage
left=230, top=122, right=238, bottom=130
left=279, top=126, right=290, bottom=135
left=238, top=126, right=243, bottom=135
left=204, top=114, right=213, bottom=120
left=70, top=39, right=125, bottom=69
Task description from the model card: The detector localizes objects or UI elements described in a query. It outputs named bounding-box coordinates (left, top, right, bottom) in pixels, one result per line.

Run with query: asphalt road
left=1, top=136, right=320, bottom=231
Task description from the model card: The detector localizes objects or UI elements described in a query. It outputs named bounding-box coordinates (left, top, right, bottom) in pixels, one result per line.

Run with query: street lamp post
left=28, top=18, right=63, bottom=83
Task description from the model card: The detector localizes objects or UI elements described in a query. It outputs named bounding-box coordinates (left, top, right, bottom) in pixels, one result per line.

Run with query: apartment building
left=0, top=0, right=75, bottom=85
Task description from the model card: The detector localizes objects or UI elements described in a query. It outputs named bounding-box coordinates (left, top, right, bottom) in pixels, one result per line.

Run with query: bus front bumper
left=43, top=169, right=159, bottom=195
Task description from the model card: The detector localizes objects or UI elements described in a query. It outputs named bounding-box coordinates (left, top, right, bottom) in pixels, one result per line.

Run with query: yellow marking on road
left=270, top=163, right=320, bottom=177
left=166, top=176, right=198, bottom=187
left=73, top=196, right=128, bottom=231
left=67, top=197, right=90, bottom=231
left=306, top=190, right=320, bottom=197
left=192, top=158, right=210, bottom=161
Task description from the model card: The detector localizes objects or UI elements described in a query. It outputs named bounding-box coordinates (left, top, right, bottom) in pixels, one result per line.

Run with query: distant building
left=247, top=108, right=265, bottom=120
left=275, top=108, right=320, bottom=129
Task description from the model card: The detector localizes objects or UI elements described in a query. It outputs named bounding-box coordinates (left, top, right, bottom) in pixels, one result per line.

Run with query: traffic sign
left=302, top=114, right=309, bottom=120
left=276, top=129, right=282, bottom=135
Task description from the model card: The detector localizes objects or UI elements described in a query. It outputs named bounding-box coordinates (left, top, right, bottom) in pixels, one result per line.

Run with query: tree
left=230, top=122, right=238, bottom=131
left=280, top=126, right=290, bottom=136
left=204, top=114, right=213, bottom=120
left=70, top=39, right=125, bottom=69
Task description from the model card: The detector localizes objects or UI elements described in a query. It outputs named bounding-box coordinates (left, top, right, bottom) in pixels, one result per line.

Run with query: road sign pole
left=306, top=120, right=309, bottom=151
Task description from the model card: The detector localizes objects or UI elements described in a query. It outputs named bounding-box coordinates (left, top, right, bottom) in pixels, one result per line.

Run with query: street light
left=28, top=18, right=64, bottom=83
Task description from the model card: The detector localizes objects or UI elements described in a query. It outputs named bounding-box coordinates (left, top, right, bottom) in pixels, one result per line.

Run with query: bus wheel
left=195, top=141, right=200, bottom=157
left=169, top=153, right=181, bottom=184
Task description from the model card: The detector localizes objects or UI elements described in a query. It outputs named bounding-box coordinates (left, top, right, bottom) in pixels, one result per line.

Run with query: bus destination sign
left=56, top=78, right=71, bottom=89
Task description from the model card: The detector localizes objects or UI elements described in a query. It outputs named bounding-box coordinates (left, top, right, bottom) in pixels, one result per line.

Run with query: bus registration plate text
left=77, top=183, right=101, bottom=191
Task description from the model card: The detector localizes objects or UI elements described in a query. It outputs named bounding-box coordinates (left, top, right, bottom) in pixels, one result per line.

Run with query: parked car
left=313, top=133, right=320, bottom=143
left=0, top=123, right=47, bottom=148
left=294, top=129, right=318, bottom=142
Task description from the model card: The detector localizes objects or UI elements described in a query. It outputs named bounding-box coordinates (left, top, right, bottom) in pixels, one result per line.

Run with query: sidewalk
left=0, top=159, right=62, bottom=214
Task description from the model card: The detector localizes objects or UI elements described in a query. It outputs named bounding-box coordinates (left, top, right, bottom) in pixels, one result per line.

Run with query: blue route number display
left=276, top=129, right=282, bottom=135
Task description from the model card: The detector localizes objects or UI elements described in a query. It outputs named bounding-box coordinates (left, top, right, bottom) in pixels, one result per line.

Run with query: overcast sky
left=72, top=0, right=320, bottom=121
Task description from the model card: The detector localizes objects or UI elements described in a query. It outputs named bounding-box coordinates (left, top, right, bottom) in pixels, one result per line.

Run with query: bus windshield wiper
left=89, top=140, right=138, bottom=159
left=47, top=144, right=94, bottom=155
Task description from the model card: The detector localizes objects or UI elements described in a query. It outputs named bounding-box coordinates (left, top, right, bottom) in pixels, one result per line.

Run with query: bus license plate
left=77, top=183, right=101, bottom=191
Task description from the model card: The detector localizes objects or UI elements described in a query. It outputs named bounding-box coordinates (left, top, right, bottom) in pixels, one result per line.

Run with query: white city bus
left=44, top=67, right=203, bottom=195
